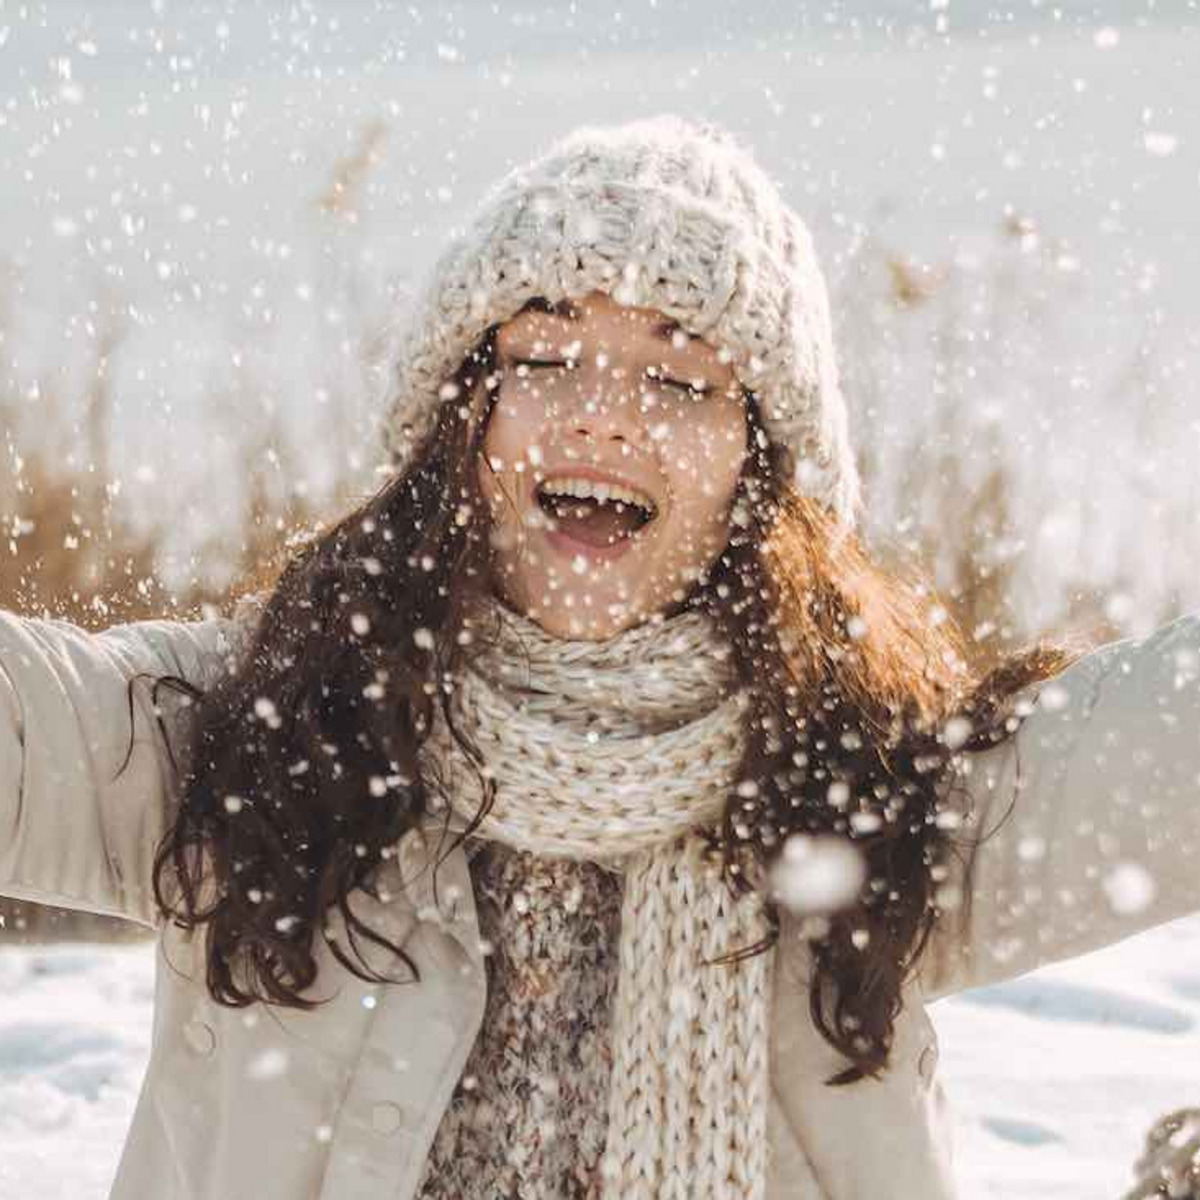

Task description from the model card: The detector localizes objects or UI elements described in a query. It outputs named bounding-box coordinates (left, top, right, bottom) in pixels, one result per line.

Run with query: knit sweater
left=414, top=836, right=625, bottom=1199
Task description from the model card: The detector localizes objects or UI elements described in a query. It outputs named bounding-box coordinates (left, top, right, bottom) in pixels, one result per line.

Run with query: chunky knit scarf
left=417, top=597, right=776, bottom=1199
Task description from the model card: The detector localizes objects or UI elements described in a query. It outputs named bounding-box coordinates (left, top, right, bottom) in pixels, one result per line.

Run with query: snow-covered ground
left=936, top=916, right=1200, bottom=1198
left=3, top=916, right=1199, bottom=1199
left=0, top=941, right=155, bottom=1200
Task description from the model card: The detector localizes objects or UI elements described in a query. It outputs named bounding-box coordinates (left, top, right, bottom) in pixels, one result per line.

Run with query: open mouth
left=534, top=476, right=659, bottom=549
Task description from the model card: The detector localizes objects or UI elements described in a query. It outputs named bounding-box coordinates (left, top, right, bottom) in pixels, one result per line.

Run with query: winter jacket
left=2, top=603, right=1199, bottom=1199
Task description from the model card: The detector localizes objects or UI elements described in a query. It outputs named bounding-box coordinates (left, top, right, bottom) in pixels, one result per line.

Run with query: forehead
left=500, top=292, right=705, bottom=348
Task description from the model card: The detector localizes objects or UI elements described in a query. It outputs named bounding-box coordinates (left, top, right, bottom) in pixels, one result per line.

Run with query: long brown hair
left=126, top=305, right=1087, bottom=1085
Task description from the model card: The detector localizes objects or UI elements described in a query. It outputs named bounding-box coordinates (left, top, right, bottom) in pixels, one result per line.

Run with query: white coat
left=2, top=604, right=1199, bottom=1198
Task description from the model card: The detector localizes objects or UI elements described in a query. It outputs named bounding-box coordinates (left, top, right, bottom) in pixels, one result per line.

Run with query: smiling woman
left=2, top=114, right=1142, bottom=1200
left=481, top=289, right=751, bottom=639
left=129, top=118, right=1094, bottom=1199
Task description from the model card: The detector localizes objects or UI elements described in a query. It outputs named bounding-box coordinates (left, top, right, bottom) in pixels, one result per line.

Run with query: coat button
left=183, top=1018, right=216, bottom=1057
left=372, top=1101, right=405, bottom=1136
left=918, top=1039, right=939, bottom=1087
left=399, top=828, right=428, bottom=872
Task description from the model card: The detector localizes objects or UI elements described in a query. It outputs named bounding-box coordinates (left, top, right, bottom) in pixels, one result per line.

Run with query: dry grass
left=833, top=203, right=1173, bottom=667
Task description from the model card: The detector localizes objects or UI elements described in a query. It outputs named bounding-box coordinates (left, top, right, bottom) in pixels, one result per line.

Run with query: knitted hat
left=378, top=113, right=863, bottom=529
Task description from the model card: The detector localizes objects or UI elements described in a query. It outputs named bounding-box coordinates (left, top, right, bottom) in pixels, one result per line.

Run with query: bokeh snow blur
left=2, top=0, right=1197, bottom=632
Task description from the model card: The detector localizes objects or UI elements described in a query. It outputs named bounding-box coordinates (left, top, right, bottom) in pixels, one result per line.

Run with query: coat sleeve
left=0, top=595, right=262, bottom=929
left=917, top=610, right=1200, bottom=1002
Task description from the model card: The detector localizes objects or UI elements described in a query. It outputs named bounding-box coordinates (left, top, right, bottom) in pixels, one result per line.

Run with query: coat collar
left=316, top=811, right=488, bottom=1200
left=145, top=814, right=953, bottom=1200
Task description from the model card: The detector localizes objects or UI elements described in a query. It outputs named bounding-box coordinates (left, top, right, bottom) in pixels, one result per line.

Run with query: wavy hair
left=125, top=301, right=1089, bottom=1085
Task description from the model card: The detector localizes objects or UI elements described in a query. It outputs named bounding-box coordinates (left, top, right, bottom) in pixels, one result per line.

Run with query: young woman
left=2, top=114, right=1199, bottom=1200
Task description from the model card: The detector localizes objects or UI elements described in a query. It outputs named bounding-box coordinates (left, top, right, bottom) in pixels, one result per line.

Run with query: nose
left=560, top=367, right=647, bottom=449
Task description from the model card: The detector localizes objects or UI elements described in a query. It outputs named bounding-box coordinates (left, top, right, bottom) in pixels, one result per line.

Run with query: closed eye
left=644, top=364, right=712, bottom=397
left=509, top=359, right=711, bottom=397
left=666, top=381, right=711, bottom=398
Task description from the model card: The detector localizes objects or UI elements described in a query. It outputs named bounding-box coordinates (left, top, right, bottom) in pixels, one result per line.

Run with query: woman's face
left=478, top=288, right=749, bottom=640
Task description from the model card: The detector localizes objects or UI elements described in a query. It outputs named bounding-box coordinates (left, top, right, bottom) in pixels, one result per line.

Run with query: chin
left=494, top=580, right=657, bottom=642
left=538, top=604, right=644, bottom=642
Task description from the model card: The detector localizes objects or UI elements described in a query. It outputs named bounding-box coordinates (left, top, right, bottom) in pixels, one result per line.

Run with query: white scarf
left=417, top=596, right=776, bottom=1198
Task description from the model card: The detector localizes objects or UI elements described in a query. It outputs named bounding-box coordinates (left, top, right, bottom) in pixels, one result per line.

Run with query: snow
left=769, top=832, right=868, bottom=914
left=1, top=1, right=1198, bottom=1196
left=4, top=916, right=1200, bottom=1197
left=0, top=943, right=155, bottom=1200
left=933, top=916, right=1200, bottom=1198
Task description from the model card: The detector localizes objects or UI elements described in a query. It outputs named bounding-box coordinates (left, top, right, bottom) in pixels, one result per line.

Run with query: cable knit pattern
left=416, top=596, right=804, bottom=1198
left=376, top=113, right=862, bottom=530
left=421, top=597, right=751, bottom=860
left=414, top=838, right=624, bottom=1200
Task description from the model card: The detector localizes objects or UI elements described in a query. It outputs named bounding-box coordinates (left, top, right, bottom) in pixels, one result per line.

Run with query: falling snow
left=0, top=0, right=1197, bottom=1197
left=768, top=833, right=867, bottom=915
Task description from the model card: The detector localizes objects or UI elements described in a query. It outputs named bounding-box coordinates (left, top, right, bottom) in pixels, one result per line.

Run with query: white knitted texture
left=599, top=839, right=773, bottom=1199
left=377, top=114, right=863, bottom=531
left=418, top=598, right=785, bottom=1197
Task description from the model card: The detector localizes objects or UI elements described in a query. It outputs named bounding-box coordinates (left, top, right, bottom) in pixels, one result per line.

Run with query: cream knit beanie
left=377, top=113, right=863, bottom=529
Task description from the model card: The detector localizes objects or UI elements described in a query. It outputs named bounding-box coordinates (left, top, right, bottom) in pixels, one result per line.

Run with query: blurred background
left=0, top=1, right=1197, bottom=1196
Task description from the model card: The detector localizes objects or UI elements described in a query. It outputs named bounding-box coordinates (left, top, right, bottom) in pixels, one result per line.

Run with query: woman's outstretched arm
left=0, top=599, right=258, bottom=929
left=918, top=610, right=1200, bottom=1001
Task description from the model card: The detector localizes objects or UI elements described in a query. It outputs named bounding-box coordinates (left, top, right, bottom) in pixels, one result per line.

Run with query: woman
left=2, top=114, right=1198, bottom=1199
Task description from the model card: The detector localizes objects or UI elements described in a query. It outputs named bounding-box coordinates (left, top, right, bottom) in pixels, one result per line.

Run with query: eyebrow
left=517, top=296, right=703, bottom=344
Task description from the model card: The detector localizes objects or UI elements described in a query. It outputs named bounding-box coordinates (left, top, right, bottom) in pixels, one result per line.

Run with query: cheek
left=482, top=391, right=539, bottom=465
left=663, top=410, right=747, bottom=521
left=479, top=391, right=540, bottom=507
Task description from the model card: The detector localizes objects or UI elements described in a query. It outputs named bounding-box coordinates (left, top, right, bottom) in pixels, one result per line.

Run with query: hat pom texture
left=379, top=114, right=862, bottom=530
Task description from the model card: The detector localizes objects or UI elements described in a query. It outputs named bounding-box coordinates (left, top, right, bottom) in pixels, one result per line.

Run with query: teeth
left=538, top=476, right=657, bottom=516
